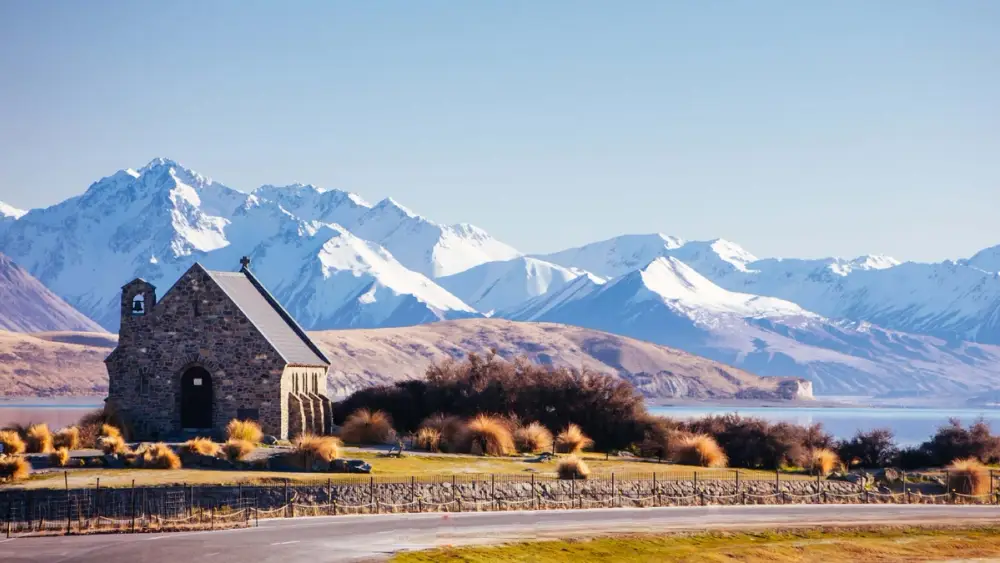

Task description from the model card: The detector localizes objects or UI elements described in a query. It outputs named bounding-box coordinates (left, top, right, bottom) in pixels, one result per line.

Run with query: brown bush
left=340, top=409, right=395, bottom=445
left=53, top=426, right=80, bottom=450
left=921, top=419, right=1000, bottom=467
left=98, top=434, right=130, bottom=455
left=414, top=427, right=442, bottom=452
left=555, top=424, right=594, bottom=454
left=421, top=414, right=467, bottom=453
left=684, top=414, right=831, bottom=470
left=335, top=352, right=648, bottom=451
left=223, top=439, right=255, bottom=462
left=514, top=422, right=553, bottom=453
left=557, top=455, right=591, bottom=479
left=183, top=437, right=221, bottom=457
left=0, top=430, right=26, bottom=455
left=638, top=416, right=684, bottom=459
left=293, top=433, right=341, bottom=466
left=49, top=447, right=70, bottom=467
left=25, top=423, right=53, bottom=453
left=101, top=424, right=122, bottom=439
left=0, top=455, right=30, bottom=482
left=948, top=458, right=991, bottom=496
left=810, top=448, right=840, bottom=476
left=78, top=404, right=132, bottom=446
left=226, top=419, right=263, bottom=444
left=836, top=428, right=898, bottom=469
left=135, top=443, right=182, bottom=470
left=670, top=433, right=728, bottom=468
left=461, top=415, right=516, bottom=456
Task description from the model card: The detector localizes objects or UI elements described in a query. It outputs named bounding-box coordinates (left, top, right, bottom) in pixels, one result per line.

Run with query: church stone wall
left=106, top=265, right=290, bottom=439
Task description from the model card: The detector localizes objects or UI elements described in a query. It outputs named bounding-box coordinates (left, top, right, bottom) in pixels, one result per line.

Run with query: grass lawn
left=392, top=526, right=1000, bottom=562
left=10, top=449, right=812, bottom=489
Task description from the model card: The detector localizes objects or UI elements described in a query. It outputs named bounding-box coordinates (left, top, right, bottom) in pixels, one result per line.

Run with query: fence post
left=284, top=479, right=290, bottom=518
left=238, top=483, right=243, bottom=510
left=370, top=476, right=376, bottom=514
left=735, top=469, right=740, bottom=500
left=95, top=478, right=101, bottom=525
left=6, top=502, right=11, bottom=539
left=130, top=480, right=136, bottom=533
left=531, top=473, right=537, bottom=511
left=452, top=475, right=458, bottom=512
left=189, top=485, right=194, bottom=519
left=992, top=470, right=996, bottom=504
left=611, top=472, right=616, bottom=508
left=654, top=473, right=659, bottom=506
left=328, top=478, right=333, bottom=515
left=694, top=471, right=698, bottom=504
left=411, top=476, right=416, bottom=511
left=211, top=504, right=215, bottom=530
left=775, top=468, right=780, bottom=496
left=65, top=471, right=71, bottom=536
left=491, top=474, right=497, bottom=512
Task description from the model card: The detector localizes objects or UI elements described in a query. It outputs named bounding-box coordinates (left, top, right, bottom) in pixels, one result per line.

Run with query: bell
left=132, top=301, right=144, bottom=312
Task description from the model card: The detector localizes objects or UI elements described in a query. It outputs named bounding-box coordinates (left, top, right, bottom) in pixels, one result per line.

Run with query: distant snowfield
left=2, top=157, right=1000, bottom=398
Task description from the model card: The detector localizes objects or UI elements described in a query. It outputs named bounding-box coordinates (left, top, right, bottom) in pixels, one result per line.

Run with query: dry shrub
left=557, top=455, right=591, bottom=480
left=0, top=455, right=30, bottom=482
left=514, top=422, right=553, bottom=453
left=293, top=433, right=341, bottom=467
left=0, top=430, right=26, bottom=455
left=135, top=443, right=182, bottom=470
left=101, top=424, right=122, bottom=439
left=948, top=458, right=991, bottom=496
left=184, top=437, right=221, bottom=457
left=98, top=434, right=130, bottom=455
left=670, top=433, right=728, bottom=468
left=49, top=447, right=70, bottom=467
left=223, top=439, right=255, bottom=462
left=810, top=448, right=840, bottom=476
left=415, top=427, right=442, bottom=452
left=461, top=415, right=515, bottom=456
left=555, top=424, right=594, bottom=454
left=340, top=409, right=395, bottom=445
left=53, top=426, right=80, bottom=450
left=78, top=404, right=131, bottom=447
left=25, top=423, right=53, bottom=453
left=226, top=419, right=263, bottom=443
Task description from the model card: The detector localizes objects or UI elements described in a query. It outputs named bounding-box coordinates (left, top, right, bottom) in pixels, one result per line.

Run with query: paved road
left=3, top=504, right=999, bottom=563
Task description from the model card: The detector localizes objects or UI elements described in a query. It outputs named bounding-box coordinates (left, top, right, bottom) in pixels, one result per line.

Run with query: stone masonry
left=105, top=260, right=331, bottom=440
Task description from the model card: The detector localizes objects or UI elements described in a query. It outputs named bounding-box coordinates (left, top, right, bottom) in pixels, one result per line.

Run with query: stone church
left=105, top=258, right=332, bottom=440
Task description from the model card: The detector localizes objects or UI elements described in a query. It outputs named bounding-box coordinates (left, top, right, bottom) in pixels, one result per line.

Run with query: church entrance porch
left=180, top=366, right=213, bottom=430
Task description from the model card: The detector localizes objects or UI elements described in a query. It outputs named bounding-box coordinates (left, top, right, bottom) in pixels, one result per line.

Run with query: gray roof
left=205, top=268, right=330, bottom=367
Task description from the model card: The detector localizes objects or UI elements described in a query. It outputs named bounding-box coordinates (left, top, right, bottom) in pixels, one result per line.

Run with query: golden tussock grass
left=25, top=423, right=53, bottom=453
left=100, top=424, right=122, bottom=439
left=461, top=415, right=516, bottom=456
left=184, top=437, right=221, bottom=457
left=670, top=433, right=728, bottom=468
left=98, top=434, right=130, bottom=455
left=811, top=448, right=840, bottom=476
left=948, top=458, right=991, bottom=496
left=225, top=419, right=263, bottom=444
left=557, top=455, right=591, bottom=480
left=223, top=439, right=255, bottom=462
left=0, top=455, right=30, bottom=482
left=340, top=409, right=396, bottom=445
left=555, top=424, right=593, bottom=454
left=514, top=422, right=553, bottom=453
left=0, top=430, right=26, bottom=455
left=293, top=433, right=341, bottom=465
left=49, top=447, right=70, bottom=467
left=415, top=427, right=442, bottom=452
left=53, top=426, right=80, bottom=450
left=135, top=443, right=182, bottom=470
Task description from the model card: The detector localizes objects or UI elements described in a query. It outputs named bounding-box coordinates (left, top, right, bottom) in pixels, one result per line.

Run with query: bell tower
left=120, top=278, right=157, bottom=328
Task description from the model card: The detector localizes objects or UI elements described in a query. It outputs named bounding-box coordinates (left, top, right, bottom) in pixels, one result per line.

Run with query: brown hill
left=0, top=253, right=105, bottom=333
left=0, top=320, right=804, bottom=400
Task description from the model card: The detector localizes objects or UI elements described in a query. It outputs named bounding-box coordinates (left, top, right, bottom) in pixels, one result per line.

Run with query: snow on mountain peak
left=626, top=256, right=812, bottom=319
left=0, top=201, right=26, bottom=219
left=437, top=256, right=596, bottom=313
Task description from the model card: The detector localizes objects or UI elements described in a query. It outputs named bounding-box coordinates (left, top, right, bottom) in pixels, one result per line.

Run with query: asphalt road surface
left=3, top=504, right=1000, bottom=563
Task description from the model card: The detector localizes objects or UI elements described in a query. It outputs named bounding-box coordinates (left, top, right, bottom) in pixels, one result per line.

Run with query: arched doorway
left=180, top=367, right=213, bottom=429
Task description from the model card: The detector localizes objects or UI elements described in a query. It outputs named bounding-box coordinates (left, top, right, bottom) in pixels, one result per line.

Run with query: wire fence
left=2, top=468, right=997, bottom=537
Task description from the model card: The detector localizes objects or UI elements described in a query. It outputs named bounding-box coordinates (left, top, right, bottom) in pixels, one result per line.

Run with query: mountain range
left=2, top=157, right=1000, bottom=399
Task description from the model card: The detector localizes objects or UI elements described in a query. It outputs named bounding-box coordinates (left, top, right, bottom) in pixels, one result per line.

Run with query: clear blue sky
left=1, top=1, right=997, bottom=261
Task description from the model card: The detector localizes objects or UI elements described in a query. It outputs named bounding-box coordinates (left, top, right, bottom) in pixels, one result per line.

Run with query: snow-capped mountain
left=0, top=159, right=482, bottom=330
left=437, top=256, right=596, bottom=314
left=5, top=157, right=1000, bottom=399
left=540, top=233, right=1000, bottom=345
left=504, top=256, right=1000, bottom=395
